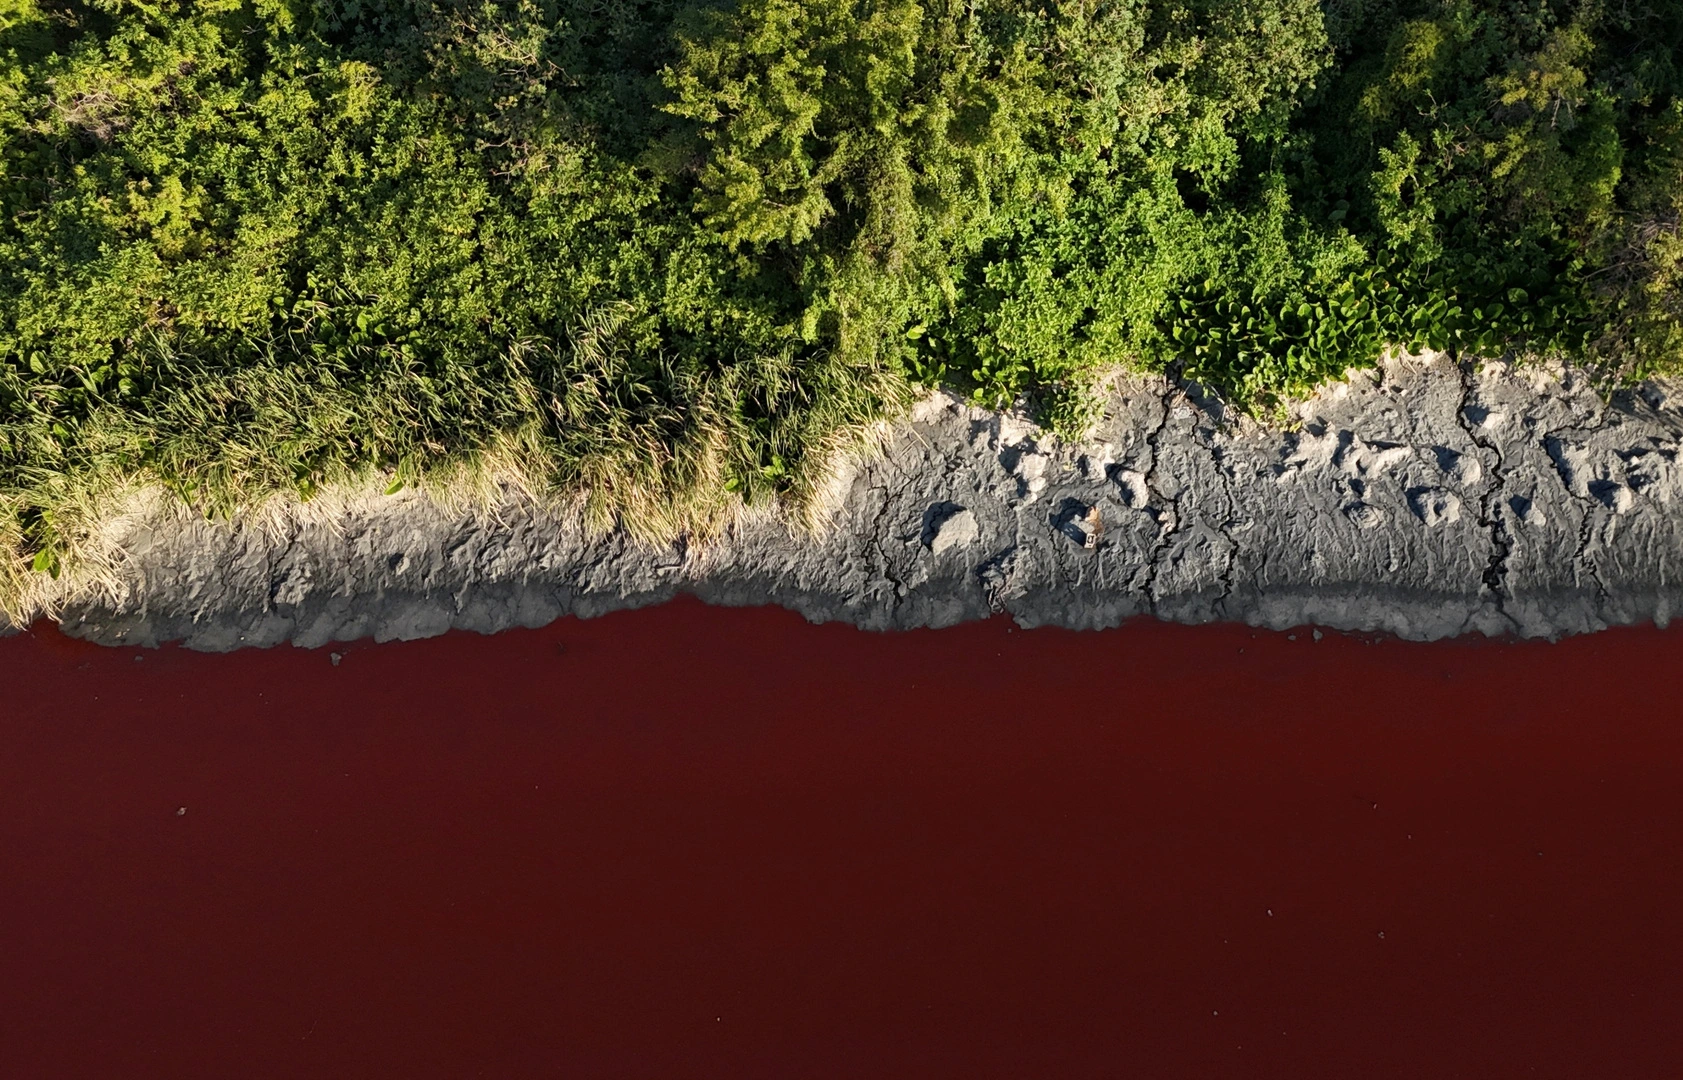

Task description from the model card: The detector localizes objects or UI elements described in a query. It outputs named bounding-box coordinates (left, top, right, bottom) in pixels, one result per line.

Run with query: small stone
left=1312, top=629, right=1323, bottom=641
left=1002, top=449, right=1053, bottom=500
left=176, top=807, right=186, bottom=817
left=1112, top=469, right=1150, bottom=508
left=330, top=652, right=342, bottom=666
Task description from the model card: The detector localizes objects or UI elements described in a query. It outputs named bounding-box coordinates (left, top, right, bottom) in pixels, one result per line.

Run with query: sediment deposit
left=50, top=352, right=1683, bottom=649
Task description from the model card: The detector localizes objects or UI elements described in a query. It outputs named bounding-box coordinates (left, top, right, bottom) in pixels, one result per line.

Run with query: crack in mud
left=1136, top=371, right=1184, bottom=613
left=871, top=536, right=905, bottom=613
left=1455, top=359, right=1519, bottom=632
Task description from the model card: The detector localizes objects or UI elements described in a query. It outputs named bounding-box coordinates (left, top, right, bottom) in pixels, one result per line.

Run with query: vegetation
left=1, top=0, right=1679, bottom=601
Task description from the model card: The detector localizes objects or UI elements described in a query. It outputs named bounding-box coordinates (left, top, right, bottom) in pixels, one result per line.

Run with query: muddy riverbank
left=39, top=352, right=1683, bottom=649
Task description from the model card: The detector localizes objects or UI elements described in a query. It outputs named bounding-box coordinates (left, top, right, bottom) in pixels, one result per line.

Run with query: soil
left=41, top=352, right=1683, bottom=649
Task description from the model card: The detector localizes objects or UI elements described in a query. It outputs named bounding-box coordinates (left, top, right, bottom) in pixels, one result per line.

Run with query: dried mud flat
left=50, top=351, right=1683, bottom=650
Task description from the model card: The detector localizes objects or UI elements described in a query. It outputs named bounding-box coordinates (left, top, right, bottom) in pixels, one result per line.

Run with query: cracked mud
left=51, top=352, right=1683, bottom=650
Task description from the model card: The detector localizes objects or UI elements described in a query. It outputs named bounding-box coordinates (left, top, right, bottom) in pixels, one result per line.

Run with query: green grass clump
left=0, top=1, right=1680, bottom=615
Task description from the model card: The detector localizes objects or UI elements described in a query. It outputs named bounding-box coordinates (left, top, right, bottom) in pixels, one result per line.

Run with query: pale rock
left=1112, top=469, right=1151, bottom=508
left=927, top=508, right=979, bottom=556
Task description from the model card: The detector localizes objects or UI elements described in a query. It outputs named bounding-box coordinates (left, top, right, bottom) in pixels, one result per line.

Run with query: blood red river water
left=3, top=599, right=1681, bottom=1078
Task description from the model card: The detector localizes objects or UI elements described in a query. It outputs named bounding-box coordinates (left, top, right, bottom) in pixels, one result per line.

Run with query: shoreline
left=35, top=351, right=1683, bottom=650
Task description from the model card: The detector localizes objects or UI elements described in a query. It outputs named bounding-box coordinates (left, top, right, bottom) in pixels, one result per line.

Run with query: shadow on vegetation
left=0, top=0, right=1679, bottom=610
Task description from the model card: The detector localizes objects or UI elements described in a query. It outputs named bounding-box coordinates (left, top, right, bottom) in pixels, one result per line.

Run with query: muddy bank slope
left=54, top=352, right=1683, bottom=649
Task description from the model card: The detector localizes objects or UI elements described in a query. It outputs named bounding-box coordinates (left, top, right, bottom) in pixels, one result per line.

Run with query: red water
left=3, top=599, right=1681, bottom=1078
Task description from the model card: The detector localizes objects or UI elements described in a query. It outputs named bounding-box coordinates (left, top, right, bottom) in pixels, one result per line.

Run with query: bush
left=0, top=1, right=1678, bottom=596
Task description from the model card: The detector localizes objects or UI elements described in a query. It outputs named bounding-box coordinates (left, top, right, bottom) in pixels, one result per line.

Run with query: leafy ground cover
left=1, top=0, right=1679, bottom=607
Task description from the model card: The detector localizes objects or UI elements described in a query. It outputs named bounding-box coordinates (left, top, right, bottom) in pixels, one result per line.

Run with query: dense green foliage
left=1, top=0, right=1680, bottom=584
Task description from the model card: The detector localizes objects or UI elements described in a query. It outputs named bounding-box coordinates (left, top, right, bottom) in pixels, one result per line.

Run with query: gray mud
left=56, top=352, right=1683, bottom=650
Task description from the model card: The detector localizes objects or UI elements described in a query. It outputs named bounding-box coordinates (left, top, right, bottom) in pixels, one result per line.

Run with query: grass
left=0, top=0, right=1678, bottom=622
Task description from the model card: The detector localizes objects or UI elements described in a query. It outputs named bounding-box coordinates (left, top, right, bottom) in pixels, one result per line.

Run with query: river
left=3, top=599, right=1679, bottom=1077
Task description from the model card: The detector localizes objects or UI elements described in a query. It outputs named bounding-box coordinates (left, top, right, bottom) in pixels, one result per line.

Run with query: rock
left=1110, top=468, right=1151, bottom=509
left=1078, top=449, right=1112, bottom=483
left=1016, top=452, right=1050, bottom=493
left=923, top=504, right=978, bottom=555
left=1450, top=456, right=1482, bottom=486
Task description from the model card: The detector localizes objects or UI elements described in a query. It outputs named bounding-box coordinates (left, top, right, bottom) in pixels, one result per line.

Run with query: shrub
left=0, top=1, right=1677, bottom=604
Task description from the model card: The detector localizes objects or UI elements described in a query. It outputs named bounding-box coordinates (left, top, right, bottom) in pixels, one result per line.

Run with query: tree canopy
left=0, top=0, right=1679, bottom=585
